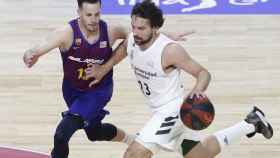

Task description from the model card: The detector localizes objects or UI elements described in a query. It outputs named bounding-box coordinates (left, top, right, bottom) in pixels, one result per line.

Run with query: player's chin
left=87, top=28, right=94, bottom=32
left=87, top=25, right=97, bottom=31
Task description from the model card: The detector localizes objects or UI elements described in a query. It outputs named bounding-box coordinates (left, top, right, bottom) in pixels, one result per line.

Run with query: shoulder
left=162, top=42, right=189, bottom=65
left=52, top=24, right=73, bottom=50
left=51, top=24, right=73, bottom=39
left=163, top=42, right=185, bottom=56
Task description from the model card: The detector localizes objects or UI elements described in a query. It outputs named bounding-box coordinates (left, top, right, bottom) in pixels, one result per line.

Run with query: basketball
left=180, top=95, right=215, bottom=130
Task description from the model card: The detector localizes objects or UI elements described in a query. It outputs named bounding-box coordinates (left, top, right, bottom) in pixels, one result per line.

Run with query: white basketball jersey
left=127, top=33, right=184, bottom=111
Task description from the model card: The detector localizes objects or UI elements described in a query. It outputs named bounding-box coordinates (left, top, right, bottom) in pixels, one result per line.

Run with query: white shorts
left=135, top=97, right=201, bottom=155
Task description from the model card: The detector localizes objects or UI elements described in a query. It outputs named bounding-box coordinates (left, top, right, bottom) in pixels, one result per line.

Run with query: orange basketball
left=180, top=95, right=215, bottom=130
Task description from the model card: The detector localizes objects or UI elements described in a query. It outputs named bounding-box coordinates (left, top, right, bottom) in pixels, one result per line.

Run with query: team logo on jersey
left=100, top=41, right=107, bottom=48
left=75, top=38, right=82, bottom=46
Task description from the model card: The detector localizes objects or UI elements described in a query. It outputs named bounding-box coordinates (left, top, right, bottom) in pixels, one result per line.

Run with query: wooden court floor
left=0, top=1, right=279, bottom=158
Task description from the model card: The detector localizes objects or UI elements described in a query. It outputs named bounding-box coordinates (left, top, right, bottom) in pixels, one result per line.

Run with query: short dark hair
left=131, top=0, right=164, bottom=28
left=77, top=0, right=101, bottom=8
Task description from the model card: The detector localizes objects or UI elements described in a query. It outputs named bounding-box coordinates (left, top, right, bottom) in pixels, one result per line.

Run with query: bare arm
left=108, top=24, right=128, bottom=48
left=108, top=23, right=194, bottom=43
left=23, top=25, right=72, bottom=68
left=83, top=24, right=128, bottom=87
left=102, top=39, right=128, bottom=71
left=85, top=24, right=195, bottom=86
left=162, top=43, right=211, bottom=98
left=161, top=30, right=195, bottom=41
left=85, top=39, right=128, bottom=87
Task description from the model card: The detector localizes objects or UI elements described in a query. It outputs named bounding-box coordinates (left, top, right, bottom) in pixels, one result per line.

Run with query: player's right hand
left=23, top=49, right=39, bottom=68
left=187, top=89, right=206, bottom=99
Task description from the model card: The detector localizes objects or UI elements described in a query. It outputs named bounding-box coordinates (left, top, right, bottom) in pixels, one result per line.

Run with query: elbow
left=203, top=69, right=212, bottom=87
left=200, top=69, right=211, bottom=90
left=199, top=68, right=211, bottom=81
left=206, top=69, right=211, bottom=82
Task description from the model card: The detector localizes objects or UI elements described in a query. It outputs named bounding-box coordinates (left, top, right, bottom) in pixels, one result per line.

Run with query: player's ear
left=153, top=27, right=159, bottom=34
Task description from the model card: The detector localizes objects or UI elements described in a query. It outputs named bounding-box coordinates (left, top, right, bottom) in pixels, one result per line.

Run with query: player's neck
left=139, top=32, right=159, bottom=51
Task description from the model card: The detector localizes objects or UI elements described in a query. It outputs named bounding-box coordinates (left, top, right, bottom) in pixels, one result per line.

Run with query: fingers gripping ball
left=180, top=96, right=215, bottom=130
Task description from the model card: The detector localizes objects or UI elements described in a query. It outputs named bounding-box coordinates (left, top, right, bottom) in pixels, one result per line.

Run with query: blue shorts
left=62, top=79, right=113, bottom=128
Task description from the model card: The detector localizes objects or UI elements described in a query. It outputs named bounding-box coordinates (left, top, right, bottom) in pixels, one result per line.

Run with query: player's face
left=78, top=2, right=101, bottom=32
left=131, top=15, right=156, bottom=46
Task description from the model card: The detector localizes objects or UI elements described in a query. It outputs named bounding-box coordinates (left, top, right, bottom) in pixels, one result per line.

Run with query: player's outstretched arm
left=108, top=23, right=195, bottom=42
left=162, top=43, right=211, bottom=98
left=108, top=24, right=128, bottom=46
left=23, top=25, right=71, bottom=68
left=162, top=30, right=195, bottom=41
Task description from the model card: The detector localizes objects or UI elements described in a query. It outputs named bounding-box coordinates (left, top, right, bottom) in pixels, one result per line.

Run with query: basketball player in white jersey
left=85, top=1, right=273, bottom=158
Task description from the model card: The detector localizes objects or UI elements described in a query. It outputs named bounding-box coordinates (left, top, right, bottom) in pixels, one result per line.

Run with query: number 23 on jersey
left=138, top=80, right=151, bottom=96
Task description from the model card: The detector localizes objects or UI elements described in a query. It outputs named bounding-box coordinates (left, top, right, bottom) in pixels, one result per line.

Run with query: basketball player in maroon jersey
left=23, top=0, right=193, bottom=158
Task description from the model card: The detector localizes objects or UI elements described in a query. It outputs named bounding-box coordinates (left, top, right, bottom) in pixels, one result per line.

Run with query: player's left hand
left=85, top=63, right=108, bottom=87
left=171, top=30, right=195, bottom=41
